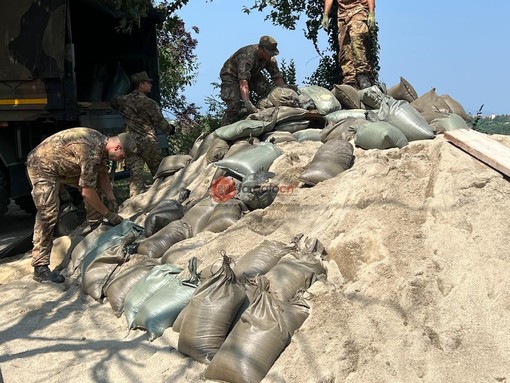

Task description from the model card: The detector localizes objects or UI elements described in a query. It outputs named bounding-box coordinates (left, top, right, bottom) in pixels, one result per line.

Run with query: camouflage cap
left=118, top=133, right=137, bottom=157
left=259, top=35, right=279, bottom=56
left=129, top=71, right=152, bottom=85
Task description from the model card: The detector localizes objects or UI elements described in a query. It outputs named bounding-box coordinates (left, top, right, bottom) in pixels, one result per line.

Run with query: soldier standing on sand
left=219, top=35, right=286, bottom=126
left=112, top=71, right=175, bottom=197
left=322, top=0, right=377, bottom=89
left=26, top=127, right=137, bottom=283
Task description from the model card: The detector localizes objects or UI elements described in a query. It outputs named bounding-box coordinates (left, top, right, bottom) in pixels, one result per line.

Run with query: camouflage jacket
left=220, top=44, right=283, bottom=83
left=112, top=90, right=171, bottom=139
left=26, top=127, right=108, bottom=189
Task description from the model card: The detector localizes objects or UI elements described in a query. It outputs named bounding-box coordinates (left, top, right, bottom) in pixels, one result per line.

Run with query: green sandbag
left=123, top=263, right=183, bottom=329
left=355, top=121, right=409, bottom=149
left=299, top=85, right=342, bottom=115
left=131, top=257, right=200, bottom=341
left=214, top=119, right=269, bottom=141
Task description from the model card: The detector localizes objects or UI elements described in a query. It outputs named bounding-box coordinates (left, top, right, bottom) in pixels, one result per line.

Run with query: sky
left=176, top=0, right=509, bottom=116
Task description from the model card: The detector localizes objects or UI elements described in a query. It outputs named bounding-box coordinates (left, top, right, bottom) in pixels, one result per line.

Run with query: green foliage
left=279, top=59, right=297, bottom=85
left=472, top=114, right=510, bottom=135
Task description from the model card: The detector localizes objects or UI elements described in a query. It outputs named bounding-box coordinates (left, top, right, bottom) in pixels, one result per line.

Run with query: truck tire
left=0, top=167, right=10, bottom=217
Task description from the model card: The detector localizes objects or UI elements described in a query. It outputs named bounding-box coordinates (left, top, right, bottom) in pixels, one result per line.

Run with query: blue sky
left=176, top=1, right=509, bottom=116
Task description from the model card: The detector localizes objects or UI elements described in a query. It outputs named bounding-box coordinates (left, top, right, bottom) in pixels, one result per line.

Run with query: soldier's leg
left=30, top=178, right=59, bottom=267
left=220, top=81, right=241, bottom=126
left=126, top=153, right=145, bottom=197
left=350, top=17, right=373, bottom=87
left=142, top=137, right=164, bottom=177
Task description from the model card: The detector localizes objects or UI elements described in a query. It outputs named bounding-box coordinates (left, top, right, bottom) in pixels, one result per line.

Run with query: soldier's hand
left=105, top=210, right=124, bottom=226
left=321, top=14, right=329, bottom=30
left=368, top=12, right=376, bottom=30
left=106, top=199, right=119, bottom=213
left=244, top=100, right=258, bottom=114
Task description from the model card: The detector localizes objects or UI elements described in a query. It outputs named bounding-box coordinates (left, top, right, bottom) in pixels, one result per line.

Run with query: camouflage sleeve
left=266, top=57, right=283, bottom=81
left=140, top=97, right=171, bottom=134
left=76, top=145, right=104, bottom=188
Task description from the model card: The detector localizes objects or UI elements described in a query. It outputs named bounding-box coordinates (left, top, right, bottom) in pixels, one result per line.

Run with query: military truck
left=0, top=0, right=163, bottom=217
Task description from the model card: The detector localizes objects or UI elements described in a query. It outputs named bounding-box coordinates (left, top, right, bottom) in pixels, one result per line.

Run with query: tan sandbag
left=200, top=199, right=245, bottom=234
left=273, top=120, right=310, bottom=133
left=331, top=83, right=362, bottom=109
left=411, top=88, right=450, bottom=114
left=204, top=276, right=291, bottom=383
left=430, top=113, right=471, bottom=134
left=68, top=224, right=111, bottom=276
left=103, top=255, right=159, bottom=317
left=260, top=130, right=297, bottom=143
left=136, top=219, right=192, bottom=259
left=324, top=109, right=367, bottom=124
left=248, top=106, right=309, bottom=125
left=183, top=196, right=217, bottom=235
left=321, top=117, right=364, bottom=143
left=388, top=76, right=418, bottom=103
left=232, top=239, right=295, bottom=279
left=205, top=137, right=230, bottom=163
left=292, top=128, right=322, bottom=142
left=190, top=132, right=217, bottom=160
left=358, top=85, right=386, bottom=109
left=177, top=254, right=246, bottom=363
left=268, top=86, right=300, bottom=107
left=50, top=235, right=82, bottom=272
left=440, top=94, right=470, bottom=121
left=143, top=199, right=184, bottom=237
left=299, top=139, right=354, bottom=186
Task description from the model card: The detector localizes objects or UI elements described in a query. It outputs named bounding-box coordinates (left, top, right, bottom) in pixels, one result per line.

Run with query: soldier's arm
left=145, top=98, right=174, bottom=134
left=81, top=186, right=109, bottom=216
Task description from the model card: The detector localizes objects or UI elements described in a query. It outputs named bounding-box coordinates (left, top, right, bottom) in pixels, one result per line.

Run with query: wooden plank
left=444, top=128, right=510, bottom=177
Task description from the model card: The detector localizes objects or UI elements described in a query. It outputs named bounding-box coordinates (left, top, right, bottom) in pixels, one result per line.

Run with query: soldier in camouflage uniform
left=26, top=127, right=137, bottom=283
left=112, top=71, right=175, bottom=197
left=322, top=0, right=376, bottom=89
left=219, top=35, right=286, bottom=126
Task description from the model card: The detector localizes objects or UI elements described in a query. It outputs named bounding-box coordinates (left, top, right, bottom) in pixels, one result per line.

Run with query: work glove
left=104, top=210, right=124, bottom=226
left=368, top=12, right=376, bottom=30
left=243, top=100, right=258, bottom=114
left=106, top=199, right=119, bottom=213
left=321, top=13, right=329, bottom=30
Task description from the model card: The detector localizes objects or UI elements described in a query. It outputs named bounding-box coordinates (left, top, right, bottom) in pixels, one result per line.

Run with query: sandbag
left=273, top=120, right=311, bottom=133
left=69, top=225, right=111, bottom=275
left=260, top=130, right=297, bottom=143
left=248, top=106, right=308, bottom=125
left=324, top=109, right=367, bottom=124
left=214, top=142, right=283, bottom=178
left=358, top=85, right=386, bottom=109
left=331, top=83, right=362, bottom=109
left=153, top=154, right=192, bottom=180
left=237, top=171, right=279, bottom=210
left=268, top=86, right=300, bottom=107
left=214, top=119, right=270, bottom=141
left=299, top=139, right=354, bottom=186
left=232, top=239, right=295, bottom=279
left=200, top=199, right=245, bottom=233
left=204, top=276, right=291, bottom=383
left=143, top=199, right=184, bottom=237
left=123, top=263, right=183, bottom=329
left=321, top=117, right=363, bottom=143
left=265, top=253, right=326, bottom=301
left=183, top=197, right=216, bottom=235
left=430, top=113, right=471, bottom=134
left=104, top=255, right=160, bottom=317
left=440, top=94, right=470, bottom=121
left=205, top=137, right=230, bottom=163
left=161, top=236, right=212, bottom=265
left=387, top=76, right=418, bottom=103
left=292, top=128, right=322, bottom=142
left=177, top=254, right=246, bottom=363
left=190, top=132, right=218, bottom=160
left=136, top=219, right=192, bottom=259
left=378, top=97, right=435, bottom=141
left=411, top=88, right=451, bottom=114
left=299, top=85, right=342, bottom=115
left=132, top=257, right=201, bottom=341
left=355, top=121, right=409, bottom=149
left=81, top=229, right=142, bottom=301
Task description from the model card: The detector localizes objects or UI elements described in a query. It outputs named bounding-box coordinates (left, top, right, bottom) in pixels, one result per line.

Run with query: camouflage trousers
left=220, top=74, right=273, bottom=126
left=26, top=167, right=101, bottom=267
left=125, top=133, right=163, bottom=197
left=338, top=11, right=373, bottom=87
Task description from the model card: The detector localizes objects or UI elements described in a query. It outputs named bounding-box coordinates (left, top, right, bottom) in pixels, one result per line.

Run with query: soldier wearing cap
left=111, top=71, right=175, bottom=197
left=219, top=35, right=286, bottom=126
left=26, top=127, right=137, bottom=283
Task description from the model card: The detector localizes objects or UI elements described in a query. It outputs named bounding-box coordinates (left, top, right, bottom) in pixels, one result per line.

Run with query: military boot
left=33, top=265, right=65, bottom=283
left=356, top=74, right=372, bottom=90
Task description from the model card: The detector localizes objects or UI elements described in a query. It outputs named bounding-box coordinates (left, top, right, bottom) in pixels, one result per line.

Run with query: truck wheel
left=0, top=167, right=10, bottom=217
left=14, top=195, right=37, bottom=215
